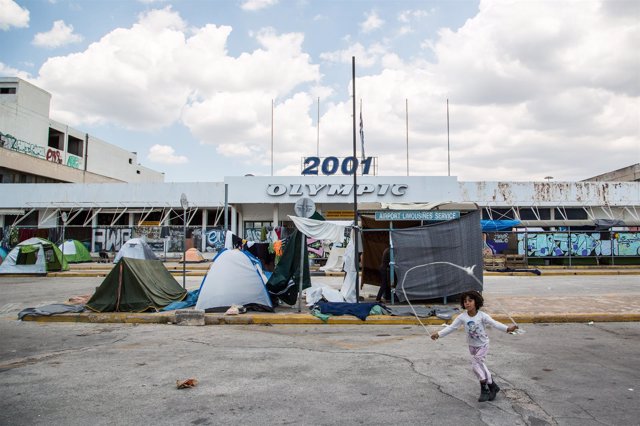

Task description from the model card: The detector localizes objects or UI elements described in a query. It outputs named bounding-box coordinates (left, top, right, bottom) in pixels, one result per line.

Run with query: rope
left=398, top=261, right=523, bottom=338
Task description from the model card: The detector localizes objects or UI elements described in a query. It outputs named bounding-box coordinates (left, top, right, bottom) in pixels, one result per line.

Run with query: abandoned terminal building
left=1, top=77, right=639, bottom=265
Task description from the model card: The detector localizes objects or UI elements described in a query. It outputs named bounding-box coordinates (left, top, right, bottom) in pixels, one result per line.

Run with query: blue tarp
left=162, top=289, right=200, bottom=311
left=315, top=302, right=382, bottom=321
left=481, top=219, right=521, bottom=232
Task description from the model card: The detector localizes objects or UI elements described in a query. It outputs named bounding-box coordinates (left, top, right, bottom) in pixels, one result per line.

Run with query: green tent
left=59, top=239, right=92, bottom=263
left=86, top=258, right=187, bottom=312
left=0, top=237, right=68, bottom=274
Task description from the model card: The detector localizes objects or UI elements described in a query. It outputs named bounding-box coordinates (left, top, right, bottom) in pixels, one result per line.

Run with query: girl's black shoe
left=488, top=381, right=500, bottom=401
left=478, top=383, right=491, bottom=402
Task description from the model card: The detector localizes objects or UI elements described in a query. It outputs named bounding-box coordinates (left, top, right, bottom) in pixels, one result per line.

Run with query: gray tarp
left=391, top=210, right=483, bottom=301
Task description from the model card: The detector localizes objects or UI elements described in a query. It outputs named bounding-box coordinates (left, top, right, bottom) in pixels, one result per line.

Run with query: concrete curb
left=19, top=311, right=640, bottom=325
left=43, top=269, right=640, bottom=278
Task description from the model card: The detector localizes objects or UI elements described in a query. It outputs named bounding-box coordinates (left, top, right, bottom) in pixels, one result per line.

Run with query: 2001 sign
left=302, top=156, right=373, bottom=175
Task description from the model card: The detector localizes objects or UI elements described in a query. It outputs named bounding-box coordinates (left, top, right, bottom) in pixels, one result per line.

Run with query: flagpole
left=406, top=98, right=409, bottom=176
left=317, top=97, right=320, bottom=157
left=271, top=99, right=274, bottom=176
left=359, top=99, right=365, bottom=175
left=447, top=98, right=450, bottom=176
left=352, top=56, right=360, bottom=304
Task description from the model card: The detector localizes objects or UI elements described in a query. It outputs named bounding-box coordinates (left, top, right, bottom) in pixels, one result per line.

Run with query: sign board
left=325, top=210, right=355, bottom=220
left=294, top=197, right=316, bottom=218
left=374, top=210, right=460, bottom=221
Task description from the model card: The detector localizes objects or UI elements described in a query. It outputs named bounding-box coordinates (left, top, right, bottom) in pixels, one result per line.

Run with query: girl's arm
left=482, top=312, right=510, bottom=332
left=432, top=314, right=463, bottom=340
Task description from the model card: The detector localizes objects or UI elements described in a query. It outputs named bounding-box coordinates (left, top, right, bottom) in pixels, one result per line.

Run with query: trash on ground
left=176, top=378, right=198, bottom=389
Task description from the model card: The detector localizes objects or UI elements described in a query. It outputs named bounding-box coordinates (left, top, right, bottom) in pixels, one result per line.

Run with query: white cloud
left=31, top=0, right=639, bottom=182
left=147, top=144, right=188, bottom=164
left=320, top=42, right=389, bottom=68
left=0, top=0, right=29, bottom=30
left=0, top=62, right=32, bottom=79
left=32, top=20, right=83, bottom=48
left=241, top=0, right=278, bottom=12
left=360, top=10, right=383, bottom=33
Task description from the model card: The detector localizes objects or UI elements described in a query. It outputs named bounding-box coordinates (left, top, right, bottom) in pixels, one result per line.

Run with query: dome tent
left=195, top=249, right=273, bottom=312
left=0, top=237, right=69, bottom=274
left=113, top=238, right=158, bottom=263
left=59, top=239, right=92, bottom=263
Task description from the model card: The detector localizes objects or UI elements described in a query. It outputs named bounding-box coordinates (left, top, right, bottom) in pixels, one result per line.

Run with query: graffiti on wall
left=517, top=232, right=640, bottom=257
left=46, top=148, right=62, bottom=164
left=0, top=132, right=46, bottom=159
left=617, top=233, right=640, bottom=256
left=204, top=229, right=225, bottom=252
left=67, top=155, right=81, bottom=169
left=92, top=227, right=132, bottom=252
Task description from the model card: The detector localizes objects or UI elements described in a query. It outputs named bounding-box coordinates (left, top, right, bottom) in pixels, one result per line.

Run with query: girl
left=431, top=290, right=517, bottom=402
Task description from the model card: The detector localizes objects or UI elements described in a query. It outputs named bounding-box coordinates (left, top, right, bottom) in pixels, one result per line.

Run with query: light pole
left=61, top=212, right=68, bottom=259
left=180, top=193, right=189, bottom=289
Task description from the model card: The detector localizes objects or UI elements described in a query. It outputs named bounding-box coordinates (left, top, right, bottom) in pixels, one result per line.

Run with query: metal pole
left=317, top=97, right=320, bottom=157
left=224, top=184, right=228, bottom=232
left=352, top=56, right=360, bottom=303
left=447, top=98, right=450, bottom=176
left=298, top=232, right=306, bottom=313
left=182, top=209, right=186, bottom=289
left=271, top=99, right=274, bottom=176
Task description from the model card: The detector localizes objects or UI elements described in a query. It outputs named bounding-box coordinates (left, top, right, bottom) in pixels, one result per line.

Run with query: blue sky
left=1, top=0, right=639, bottom=182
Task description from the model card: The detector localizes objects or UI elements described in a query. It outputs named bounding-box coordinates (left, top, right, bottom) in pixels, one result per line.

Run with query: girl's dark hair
left=460, top=290, right=484, bottom=310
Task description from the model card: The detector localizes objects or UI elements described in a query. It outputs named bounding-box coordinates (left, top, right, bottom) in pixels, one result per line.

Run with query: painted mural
left=517, top=232, right=640, bottom=257
left=92, top=227, right=132, bottom=252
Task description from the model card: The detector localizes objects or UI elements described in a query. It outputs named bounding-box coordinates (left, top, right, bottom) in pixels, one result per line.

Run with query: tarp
left=319, top=247, right=346, bottom=272
left=113, top=238, right=158, bottom=263
left=180, top=248, right=207, bottom=263
left=481, top=219, right=521, bottom=232
left=288, top=216, right=349, bottom=243
left=392, top=210, right=483, bottom=301
left=59, top=239, right=92, bottom=263
left=86, top=258, right=186, bottom=312
left=265, top=230, right=311, bottom=306
left=0, top=237, right=68, bottom=274
left=195, top=249, right=273, bottom=312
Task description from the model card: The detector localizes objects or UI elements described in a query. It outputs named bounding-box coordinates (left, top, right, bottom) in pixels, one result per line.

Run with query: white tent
left=113, top=238, right=158, bottom=263
left=195, top=249, right=273, bottom=311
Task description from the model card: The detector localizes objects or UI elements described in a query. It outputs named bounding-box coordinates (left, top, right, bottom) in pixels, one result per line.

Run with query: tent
left=86, top=257, right=187, bottom=312
left=113, top=238, right=158, bottom=263
left=195, top=249, right=273, bottom=312
left=59, top=239, right=92, bottom=263
left=0, top=237, right=69, bottom=274
left=180, top=248, right=207, bottom=263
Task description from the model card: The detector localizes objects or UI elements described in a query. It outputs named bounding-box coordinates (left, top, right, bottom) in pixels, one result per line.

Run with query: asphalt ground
left=0, top=320, right=638, bottom=425
left=1, top=273, right=639, bottom=425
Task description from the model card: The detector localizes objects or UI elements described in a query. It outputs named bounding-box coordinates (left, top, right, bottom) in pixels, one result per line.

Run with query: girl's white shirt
left=437, top=310, right=508, bottom=347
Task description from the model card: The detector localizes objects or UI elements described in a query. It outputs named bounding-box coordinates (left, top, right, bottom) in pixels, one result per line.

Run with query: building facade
left=1, top=77, right=638, bottom=264
left=0, top=77, right=164, bottom=184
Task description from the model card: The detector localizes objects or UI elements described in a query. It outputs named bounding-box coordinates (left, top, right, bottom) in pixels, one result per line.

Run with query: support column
left=230, top=206, right=238, bottom=236
left=201, top=209, right=208, bottom=252
left=272, top=204, right=279, bottom=229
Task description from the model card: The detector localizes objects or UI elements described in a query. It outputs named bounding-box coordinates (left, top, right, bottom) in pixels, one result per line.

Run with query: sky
left=1, top=0, right=639, bottom=183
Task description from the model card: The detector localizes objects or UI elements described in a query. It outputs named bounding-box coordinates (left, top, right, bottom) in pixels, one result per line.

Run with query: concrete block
left=175, top=309, right=205, bottom=326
